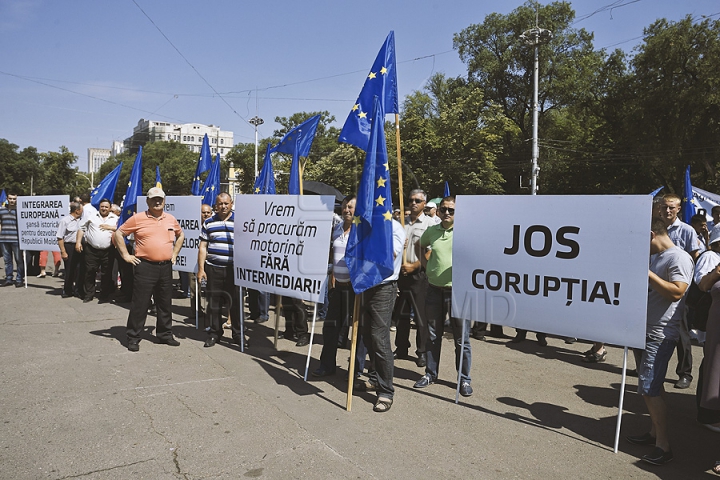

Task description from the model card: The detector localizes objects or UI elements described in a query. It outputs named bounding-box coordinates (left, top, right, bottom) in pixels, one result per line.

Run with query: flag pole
left=299, top=159, right=305, bottom=195
left=346, top=295, right=361, bottom=411
left=395, top=114, right=407, bottom=264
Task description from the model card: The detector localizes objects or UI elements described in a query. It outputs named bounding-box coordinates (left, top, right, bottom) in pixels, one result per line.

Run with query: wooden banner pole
left=346, top=295, right=361, bottom=411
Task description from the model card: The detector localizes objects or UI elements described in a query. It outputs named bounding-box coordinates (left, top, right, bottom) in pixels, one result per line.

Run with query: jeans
left=360, top=281, right=397, bottom=400
left=425, top=285, right=472, bottom=383
left=206, top=264, right=241, bottom=341
left=393, top=270, right=429, bottom=355
left=1, top=242, right=24, bottom=284
left=675, top=308, right=693, bottom=380
left=247, top=289, right=270, bottom=321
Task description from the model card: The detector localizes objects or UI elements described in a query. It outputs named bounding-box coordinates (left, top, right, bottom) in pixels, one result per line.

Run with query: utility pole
left=521, top=11, right=552, bottom=195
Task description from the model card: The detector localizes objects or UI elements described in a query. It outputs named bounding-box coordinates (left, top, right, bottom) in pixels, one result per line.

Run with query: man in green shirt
left=412, top=196, right=473, bottom=397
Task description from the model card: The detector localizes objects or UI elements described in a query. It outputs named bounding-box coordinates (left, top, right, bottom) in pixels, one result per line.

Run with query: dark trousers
left=61, top=243, right=82, bottom=296
left=361, top=281, right=397, bottom=400
left=117, top=245, right=134, bottom=301
left=83, top=244, right=115, bottom=300
left=206, top=264, right=241, bottom=341
left=393, top=270, right=429, bottom=355
left=425, top=285, right=472, bottom=383
left=283, top=297, right=308, bottom=336
left=126, top=260, right=174, bottom=343
left=247, top=288, right=270, bottom=320
left=319, top=282, right=354, bottom=370
left=675, top=311, right=693, bottom=380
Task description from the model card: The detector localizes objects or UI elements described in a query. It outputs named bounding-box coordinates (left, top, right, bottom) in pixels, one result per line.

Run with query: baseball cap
left=147, top=187, right=165, bottom=199
left=426, top=202, right=437, bottom=209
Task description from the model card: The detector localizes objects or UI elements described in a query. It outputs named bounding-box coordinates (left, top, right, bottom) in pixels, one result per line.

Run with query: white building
left=124, top=119, right=234, bottom=157
left=111, top=140, right=124, bottom=157
left=88, top=148, right=111, bottom=173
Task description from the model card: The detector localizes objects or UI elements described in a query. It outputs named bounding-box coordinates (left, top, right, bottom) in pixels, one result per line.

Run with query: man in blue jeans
left=0, top=194, right=24, bottom=287
left=413, top=196, right=473, bottom=397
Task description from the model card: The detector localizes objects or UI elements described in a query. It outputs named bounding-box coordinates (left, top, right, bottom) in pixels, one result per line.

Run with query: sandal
left=583, top=349, right=607, bottom=363
left=354, top=379, right=377, bottom=392
left=373, top=397, right=393, bottom=413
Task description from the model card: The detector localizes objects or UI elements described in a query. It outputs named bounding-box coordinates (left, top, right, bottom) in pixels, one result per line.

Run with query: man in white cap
left=424, top=201, right=442, bottom=225
left=114, top=187, right=185, bottom=352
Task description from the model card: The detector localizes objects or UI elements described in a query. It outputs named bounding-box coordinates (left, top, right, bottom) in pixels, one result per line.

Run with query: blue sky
left=1, top=0, right=718, bottom=172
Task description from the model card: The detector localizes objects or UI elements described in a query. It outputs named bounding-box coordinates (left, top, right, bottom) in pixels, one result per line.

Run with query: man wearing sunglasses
left=413, top=196, right=473, bottom=397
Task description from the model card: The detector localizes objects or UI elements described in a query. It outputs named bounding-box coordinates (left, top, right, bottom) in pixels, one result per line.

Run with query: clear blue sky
left=1, top=0, right=717, bottom=172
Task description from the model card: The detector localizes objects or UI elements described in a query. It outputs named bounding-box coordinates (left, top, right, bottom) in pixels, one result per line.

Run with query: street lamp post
left=76, top=172, right=94, bottom=191
left=248, top=116, right=264, bottom=179
left=521, top=26, right=553, bottom=195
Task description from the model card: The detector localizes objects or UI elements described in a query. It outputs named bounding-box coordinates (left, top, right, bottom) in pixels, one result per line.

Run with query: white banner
left=138, top=195, right=202, bottom=272
left=452, top=195, right=651, bottom=349
left=17, top=195, right=69, bottom=252
left=692, top=186, right=720, bottom=222
left=233, top=194, right=334, bottom=303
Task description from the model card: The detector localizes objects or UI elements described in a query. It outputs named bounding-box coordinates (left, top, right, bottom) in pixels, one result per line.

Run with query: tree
left=0, top=139, right=43, bottom=195
left=39, top=146, right=78, bottom=196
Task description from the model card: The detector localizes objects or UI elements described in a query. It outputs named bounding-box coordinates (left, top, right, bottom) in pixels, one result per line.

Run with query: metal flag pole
left=304, top=303, right=318, bottom=381
left=614, top=346, right=629, bottom=453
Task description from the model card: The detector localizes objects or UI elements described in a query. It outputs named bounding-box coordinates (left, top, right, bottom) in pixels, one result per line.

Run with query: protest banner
left=138, top=195, right=201, bottom=272
left=17, top=195, right=69, bottom=252
left=233, top=194, right=334, bottom=303
left=452, top=195, right=651, bottom=349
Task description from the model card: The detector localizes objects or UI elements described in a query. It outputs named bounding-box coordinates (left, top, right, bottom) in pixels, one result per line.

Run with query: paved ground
left=0, top=271, right=718, bottom=479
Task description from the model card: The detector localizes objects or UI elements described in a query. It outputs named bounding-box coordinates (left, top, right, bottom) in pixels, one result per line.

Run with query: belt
left=141, top=259, right=171, bottom=266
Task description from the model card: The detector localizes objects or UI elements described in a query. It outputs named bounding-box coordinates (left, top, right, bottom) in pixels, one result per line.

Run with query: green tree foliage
left=39, top=146, right=78, bottom=196
left=0, top=139, right=43, bottom=195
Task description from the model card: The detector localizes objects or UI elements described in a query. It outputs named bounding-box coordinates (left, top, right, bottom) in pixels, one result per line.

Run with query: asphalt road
left=0, top=272, right=717, bottom=479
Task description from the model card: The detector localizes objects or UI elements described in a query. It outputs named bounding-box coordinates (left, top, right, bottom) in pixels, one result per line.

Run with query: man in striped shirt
left=198, top=193, right=241, bottom=347
left=0, top=193, right=23, bottom=287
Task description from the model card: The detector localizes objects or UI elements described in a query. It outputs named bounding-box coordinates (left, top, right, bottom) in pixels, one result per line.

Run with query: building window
left=183, top=136, right=187, bottom=141
left=220, top=138, right=224, bottom=145
left=220, top=148, right=224, bottom=154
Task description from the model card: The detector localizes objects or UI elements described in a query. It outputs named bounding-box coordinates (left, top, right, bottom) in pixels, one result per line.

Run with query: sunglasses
left=439, top=207, right=455, bottom=214
left=409, top=198, right=425, bottom=204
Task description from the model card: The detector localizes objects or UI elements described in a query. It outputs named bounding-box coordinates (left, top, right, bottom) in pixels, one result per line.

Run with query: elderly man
left=197, top=193, right=242, bottom=347
left=77, top=199, right=118, bottom=303
left=56, top=201, right=84, bottom=298
left=424, top=201, right=442, bottom=225
left=115, top=187, right=184, bottom=352
left=626, top=217, right=693, bottom=465
left=0, top=194, right=24, bottom=287
left=393, top=189, right=433, bottom=367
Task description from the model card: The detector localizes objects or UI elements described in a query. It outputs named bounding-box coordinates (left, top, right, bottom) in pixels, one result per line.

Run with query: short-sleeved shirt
left=56, top=214, right=82, bottom=244
left=647, top=246, right=693, bottom=341
left=694, top=249, right=720, bottom=287
left=81, top=212, right=117, bottom=249
left=119, top=211, right=182, bottom=262
left=420, top=223, right=453, bottom=288
left=667, top=218, right=700, bottom=255
left=332, top=223, right=351, bottom=284
left=0, top=206, right=18, bottom=243
left=404, top=213, right=433, bottom=264
left=199, top=212, right=234, bottom=268
left=382, top=219, right=406, bottom=284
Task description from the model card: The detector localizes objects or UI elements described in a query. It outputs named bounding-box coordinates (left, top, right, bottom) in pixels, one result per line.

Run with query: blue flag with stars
left=119, top=146, right=143, bottom=227
left=271, top=114, right=321, bottom=158
left=339, top=31, right=398, bottom=151
left=90, top=162, right=123, bottom=208
left=345, top=96, right=394, bottom=294
left=683, top=165, right=696, bottom=223
left=253, top=144, right=276, bottom=195
left=191, top=134, right=212, bottom=195
left=201, top=154, right=221, bottom=207
left=0, top=189, right=6, bottom=207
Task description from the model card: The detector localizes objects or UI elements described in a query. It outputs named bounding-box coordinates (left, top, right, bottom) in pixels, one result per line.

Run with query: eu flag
left=155, top=165, right=162, bottom=188
left=253, top=145, right=276, bottom=195
left=90, top=162, right=123, bottom=208
left=683, top=165, right=696, bottom=223
left=119, top=146, right=143, bottom=227
left=345, top=96, right=394, bottom=294
left=201, top=154, right=221, bottom=207
left=339, top=31, right=398, bottom=151
left=0, top=189, right=6, bottom=207
left=191, top=134, right=212, bottom=195
left=271, top=114, right=321, bottom=158
left=288, top=137, right=301, bottom=195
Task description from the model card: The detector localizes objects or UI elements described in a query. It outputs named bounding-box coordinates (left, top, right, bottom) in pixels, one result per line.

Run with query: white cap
left=710, top=225, right=720, bottom=245
left=147, top=187, right=165, bottom=198
left=426, top=202, right=437, bottom=209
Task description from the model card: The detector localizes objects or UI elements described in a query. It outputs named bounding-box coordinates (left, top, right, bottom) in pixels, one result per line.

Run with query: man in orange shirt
left=114, top=188, right=185, bottom=352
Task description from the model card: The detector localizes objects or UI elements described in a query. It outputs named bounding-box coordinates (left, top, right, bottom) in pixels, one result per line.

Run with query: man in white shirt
left=77, top=198, right=118, bottom=303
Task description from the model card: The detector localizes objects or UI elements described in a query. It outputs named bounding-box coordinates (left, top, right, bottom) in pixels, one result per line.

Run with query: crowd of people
left=0, top=188, right=718, bottom=472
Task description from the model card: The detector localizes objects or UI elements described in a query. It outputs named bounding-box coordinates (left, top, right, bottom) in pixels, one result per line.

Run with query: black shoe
left=255, top=316, right=268, bottom=324
left=83, top=298, right=93, bottom=303
left=2, top=280, right=13, bottom=287
left=283, top=331, right=298, bottom=341
left=470, top=330, right=486, bottom=341
left=159, top=337, right=180, bottom=346
left=204, top=337, right=217, bottom=348
left=642, top=447, right=673, bottom=465
left=127, top=342, right=139, bottom=352
left=460, top=381, right=473, bottom=397
left=511, top=334, right=526, bottom=343
left=564, top=337, right=577, bottom=344
left=537, top=334, right=548, bottom=347
left=61, top=292, right=71, bottom=299
left=626, top=432, right=656, bottom=445
left=674, top=376, right=692, bottom=389
left=413, top=374, right=434, bottom=389
left=98, top=297, right=111, bottom=304
left=232, top=336, right=248, bottom=349
left=416, top=353, right=427, bottom=368
left=393, top=349, right=409, bottom=360
left=15, top=282, right=23, bottom=288
left=312, top=365, right=336, bottom=377
left=295, top=334, right=310, bottom=347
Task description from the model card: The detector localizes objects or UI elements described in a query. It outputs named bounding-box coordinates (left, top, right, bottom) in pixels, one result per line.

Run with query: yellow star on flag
left=368, top=72, right=376, bottom=79
left=352, top=215, right=361, bottom=225
left=383, top=210, right=393, bottom=221
left=359, top=112, right=367, bottom=119
left=380, top=66, right=387, bottom=74
left=376, top=176, right=386, bottom=188
left=383, top=162, right=389, bottom=171
left=375, top=195, right=386, bottom=206
left=128, top=181, right=132, bottom=187
left=254, top=187, right=260, bottom=193
left=351, top=104, right=360, bottom=112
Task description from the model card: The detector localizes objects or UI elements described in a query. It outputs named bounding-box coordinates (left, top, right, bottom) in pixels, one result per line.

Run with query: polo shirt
left=0, top=206, right=18, bottom=243
left=56, top=214, right=82, bottom=244
left=119, top=211, right=182, bottom=262
left=667, top=218, right=700, bottom=255
left=420, top=223, right=453, bottom=288
left=200, top=212, right=234, bottom=267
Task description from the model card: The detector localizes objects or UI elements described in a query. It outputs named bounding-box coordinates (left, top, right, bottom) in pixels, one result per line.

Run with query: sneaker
left=459, top=381, right=473, bottom=397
